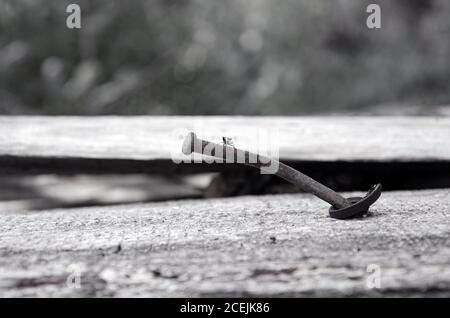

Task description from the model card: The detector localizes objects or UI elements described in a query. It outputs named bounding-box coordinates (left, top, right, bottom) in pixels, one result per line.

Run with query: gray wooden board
left=0, top=174, right=203, bottom=213
left=0, top=189, right=449, bottom=297
left=1, top=116, right=449, bottom=164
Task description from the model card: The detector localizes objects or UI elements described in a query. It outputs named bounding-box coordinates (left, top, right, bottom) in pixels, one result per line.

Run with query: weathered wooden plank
left=0, top=189, right=449, bottom=297
left=0, top=174, right=204, bottom=213
left=1, top=116, right=449, bottom=164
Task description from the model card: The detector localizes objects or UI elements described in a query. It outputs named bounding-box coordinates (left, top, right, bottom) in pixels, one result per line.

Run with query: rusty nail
left=182, top=132, right=382, bottom=219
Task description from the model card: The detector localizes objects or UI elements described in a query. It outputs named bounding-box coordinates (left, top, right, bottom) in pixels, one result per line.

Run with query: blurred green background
left=0, top=0, right=449, bottom=115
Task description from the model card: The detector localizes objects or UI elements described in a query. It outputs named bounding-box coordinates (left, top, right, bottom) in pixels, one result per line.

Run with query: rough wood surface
left=1, top=189, right=449, bottom=297
left=2, top=116, right=449, bottom=163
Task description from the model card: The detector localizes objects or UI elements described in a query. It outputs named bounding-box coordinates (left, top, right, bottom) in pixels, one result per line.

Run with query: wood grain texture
left=1, top=189, right=449, bottom=297
left=0, top=174, right=203, bottom=213
left=1, top=116, right=449, bottom=163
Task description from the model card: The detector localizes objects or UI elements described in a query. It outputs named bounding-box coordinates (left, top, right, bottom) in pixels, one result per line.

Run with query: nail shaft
left=182, top=132, right=350, bottom=209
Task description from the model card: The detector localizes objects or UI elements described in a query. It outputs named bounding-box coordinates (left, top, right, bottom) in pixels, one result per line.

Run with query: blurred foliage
left=0, top=0, right=449, bottom=115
